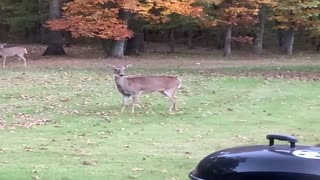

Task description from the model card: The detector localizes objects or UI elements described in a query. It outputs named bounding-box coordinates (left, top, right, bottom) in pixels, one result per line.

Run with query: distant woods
left=0, top=0, right=319, bottom=58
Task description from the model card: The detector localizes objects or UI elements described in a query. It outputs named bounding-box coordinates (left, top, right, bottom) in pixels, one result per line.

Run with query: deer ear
left=0, top=43, right=6, bottom=48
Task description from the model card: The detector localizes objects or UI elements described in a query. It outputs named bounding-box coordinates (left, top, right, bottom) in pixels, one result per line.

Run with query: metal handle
left=266, top=134, right=298, bottom=148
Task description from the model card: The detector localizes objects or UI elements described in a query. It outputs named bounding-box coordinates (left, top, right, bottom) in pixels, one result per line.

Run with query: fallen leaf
left=82, top=160, right=97, bottom=166
left=161, top=169, right=168, bottom=173
left=32, top=176, right=39, bottom=180
left=131, top=167, right=143, bottom=171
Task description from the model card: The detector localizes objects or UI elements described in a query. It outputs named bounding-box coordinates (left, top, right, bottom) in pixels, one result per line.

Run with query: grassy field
left=0, top=65, right=319, bottom=180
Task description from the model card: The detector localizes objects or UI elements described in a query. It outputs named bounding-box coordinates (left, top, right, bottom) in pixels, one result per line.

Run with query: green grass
left=0, top=66, right=319, bottom=180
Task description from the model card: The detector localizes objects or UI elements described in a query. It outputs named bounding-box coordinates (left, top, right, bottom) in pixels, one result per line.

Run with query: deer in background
left=108, top=64, right=182, bottom=113
left=0, top=43, right=28, bottom=68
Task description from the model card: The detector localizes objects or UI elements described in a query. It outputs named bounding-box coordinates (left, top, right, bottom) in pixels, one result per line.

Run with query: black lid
left=190, top=134, right=320, bottom=180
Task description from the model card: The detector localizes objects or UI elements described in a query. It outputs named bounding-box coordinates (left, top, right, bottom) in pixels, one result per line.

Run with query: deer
left=0, top=43, right=28, bottom=68
left=107, top=64, right=182, bottom=113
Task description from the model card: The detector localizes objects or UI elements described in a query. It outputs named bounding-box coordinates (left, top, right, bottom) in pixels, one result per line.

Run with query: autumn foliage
left=47, top=0, right=140, bottom=40
left=137, top=0, right=204, bottom=24
left=200, top=0, right=276, bottom=44
left=207, top=0, right=276, bottom=26
left=47, top=0, right=280, bottom=41
left=272, top=0, right=320, bottom=30
left=45, top=0, right=320, bottom=56
left=47, top=0, right=204, bottom=40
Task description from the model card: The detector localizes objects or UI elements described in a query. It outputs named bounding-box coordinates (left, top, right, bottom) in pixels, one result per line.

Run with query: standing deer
left=108, top=64, right=182, bottom=113
left=0, top=43, right=28, bottom=68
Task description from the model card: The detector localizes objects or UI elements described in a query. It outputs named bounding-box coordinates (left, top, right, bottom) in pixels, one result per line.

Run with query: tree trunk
left=38, top=0, right=47, bottom=43
left=126, top=14, right=145, bottom=56
left=214, top=29, right=224, bottom=49
left=280, top=29, right=295, bottom=55
left=34, top=23, right=43, bottom=43
left=43, top=0, right=65, bottom=56
left=253, top=5, right=266, bottom=55
left=168, top=28, right=175, bottom=53
left=187, top=29, right=194, bottom=49
left=125, top=32, right=144, bottom=55
left=63, top=31, right=72, bottom=47
left=277, top=28, right=284, bottom=48
left=24, top=27, right=31, bottom=42
left=311, top=38, right=320, bottom=51
left=100, top=39, right=112, bottom=55
left=110, top=40, right=127, bottom=58
left=40, top=24, right=46, bottom=43
left=108, top=9, right=130, bottom=58
left=26, top=23, right=44, bottom=43
left=224, top=25, right=232, bottom=57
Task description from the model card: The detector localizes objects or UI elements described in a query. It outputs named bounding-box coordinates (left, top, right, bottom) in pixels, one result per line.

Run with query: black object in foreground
left=189, top=133, right=320, bottom=180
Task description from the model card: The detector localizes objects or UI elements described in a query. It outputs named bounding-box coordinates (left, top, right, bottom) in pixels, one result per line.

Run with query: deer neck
left=114, top=75, right=131, bottom=96
left=115, top=75, right=128, bottom=85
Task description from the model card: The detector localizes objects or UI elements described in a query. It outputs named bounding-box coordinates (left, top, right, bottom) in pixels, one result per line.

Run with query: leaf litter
left=82, top=160, right=97, bottom=166
left=0, top=113, right=51, bottom=130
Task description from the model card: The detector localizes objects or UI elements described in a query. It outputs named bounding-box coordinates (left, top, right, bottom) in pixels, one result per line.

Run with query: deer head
left=0, top=43, right=7, bottom=48
left=109, top=64, right=132, bottom=77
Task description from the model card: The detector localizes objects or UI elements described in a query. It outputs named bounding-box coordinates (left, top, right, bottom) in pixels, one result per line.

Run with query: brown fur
left=109, top=64, right=181, bottom=113
left=0, top=43, right=27, bottom=68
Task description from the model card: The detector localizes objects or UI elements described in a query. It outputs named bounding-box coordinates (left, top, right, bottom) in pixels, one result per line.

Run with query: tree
left=47, top=0, right=139, bottom=58
left=223, top=2, right=259, bottom=57
left=204, top=1, right=258, bottom=57
left=143, top=14, right=200, bottom=53
left=252, top=0, right=278, bottom=55
left=0, top=0, right=48, bottom=42
left=138, top=0, right=205, bottom=52
left=310, top=20, right=320, bottom=51
left=253, top=4, right=267, bottom=55
left=43, top=0, right=66, bottom=56
left=125, top=17, right=145, bottom=55
left=272, top=0, right=320, bottom=55
left=47, top=0, right=203, bottom=57
left=137, top=0, right=203, bottom=23
left=202, top=0, right=276, bottom=57
left=47, top=0, right=137, bottom=39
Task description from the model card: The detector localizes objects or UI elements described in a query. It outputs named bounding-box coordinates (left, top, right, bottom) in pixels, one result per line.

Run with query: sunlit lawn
left=0, top=66, right=319, bottom=180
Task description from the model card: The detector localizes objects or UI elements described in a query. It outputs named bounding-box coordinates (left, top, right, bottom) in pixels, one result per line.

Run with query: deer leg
left=17, top=55, right=27, bottom=67
left=2, top=56, right=6, bottom=68
left=133, top=91, right=142, bottom=108
left=121, top=95, right=130, bottom=113
left=161, top=89, right=177, bottom=111
left=131, top=94, right=139, bottom=113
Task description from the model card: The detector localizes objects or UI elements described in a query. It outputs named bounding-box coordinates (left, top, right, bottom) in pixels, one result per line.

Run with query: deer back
left=0, top=47, right=27, bottom=56
left=123, top=76, right=181, bottom=93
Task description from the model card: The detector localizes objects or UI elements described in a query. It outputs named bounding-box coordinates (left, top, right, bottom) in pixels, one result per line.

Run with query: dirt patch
left=4, top=43, right=320, bottom=80
left=4, top=43, right=315, bottom=67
